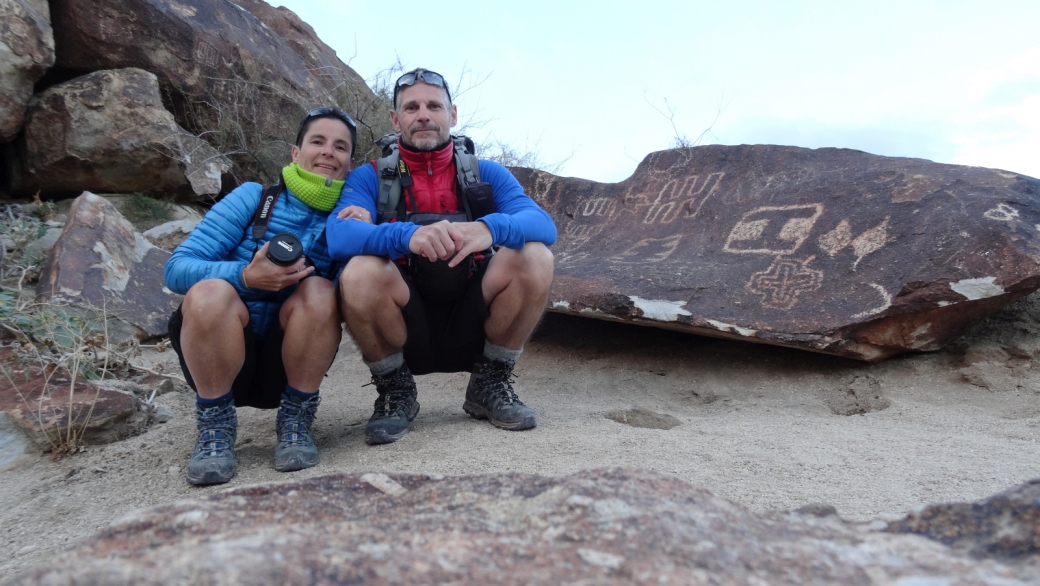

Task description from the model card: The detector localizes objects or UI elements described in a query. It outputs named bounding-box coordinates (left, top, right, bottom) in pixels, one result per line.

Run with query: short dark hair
left=294, top=107, right=357, bottom=158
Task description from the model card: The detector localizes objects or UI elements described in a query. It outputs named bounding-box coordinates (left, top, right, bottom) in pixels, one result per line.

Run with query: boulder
left=142, top=219, right=197, bottom=251
left=10, top=68, right=229, bottom=198
left=48, top=0, right=387, bottom=175
left=8, top=469, right=1036, bottom=584
left=889, top=477, right=1040, bottom=559
left=35, top=191, right=183, bottom=342
left=514, top=145, right=1040, bottom=361
left=0, top=0, right=55, bottom=141
left=0, top=348, right=152, bottom=451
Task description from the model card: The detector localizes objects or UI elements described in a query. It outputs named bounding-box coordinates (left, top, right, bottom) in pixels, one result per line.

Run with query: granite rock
left=9, top=469, right=1037, bottom=584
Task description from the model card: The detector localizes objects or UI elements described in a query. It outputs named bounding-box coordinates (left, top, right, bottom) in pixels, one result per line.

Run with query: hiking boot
left=274, top=392, right=321, bottom=472
left=463, top=355, right=537, bottom=430
left=364, top=363, right=419, bottom=445
left=186, top=401, right=237, bottom=486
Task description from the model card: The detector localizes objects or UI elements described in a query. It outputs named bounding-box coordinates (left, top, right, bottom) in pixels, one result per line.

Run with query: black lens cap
left=266, top=233, right=303, bottom=266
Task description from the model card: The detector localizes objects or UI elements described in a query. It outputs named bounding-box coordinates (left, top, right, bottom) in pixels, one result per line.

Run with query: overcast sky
left=276, top=0, right=1040, bottom=184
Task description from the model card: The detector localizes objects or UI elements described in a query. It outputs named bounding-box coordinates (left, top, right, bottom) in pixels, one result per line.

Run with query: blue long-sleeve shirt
left=327, top=160, right=556, bottom=261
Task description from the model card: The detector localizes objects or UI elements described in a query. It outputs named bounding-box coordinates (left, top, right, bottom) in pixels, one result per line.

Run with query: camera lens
left=266, top=233, right=303, bottom=266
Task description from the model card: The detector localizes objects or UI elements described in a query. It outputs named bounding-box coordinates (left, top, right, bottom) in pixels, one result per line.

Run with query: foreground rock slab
left=0, top=0, right=54, bottom=141
left=10, top=469, right=1037, bottom=585
left=11, top=68, right=227, bottom=198
left=889, top=477, right=1040, bottom=559
left=514, top=145, right=1040, bottom=360
left=36, top=191, right=182, bottom=342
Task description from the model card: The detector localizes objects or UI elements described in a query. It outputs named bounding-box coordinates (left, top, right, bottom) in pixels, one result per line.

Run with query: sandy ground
left=2, top=296, right=1039, bottom=580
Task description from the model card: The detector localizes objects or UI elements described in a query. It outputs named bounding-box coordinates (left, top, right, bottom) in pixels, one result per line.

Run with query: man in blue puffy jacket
left=165, top=108, right=357, bottom=485
left=327, top=68, right=556, bottom=445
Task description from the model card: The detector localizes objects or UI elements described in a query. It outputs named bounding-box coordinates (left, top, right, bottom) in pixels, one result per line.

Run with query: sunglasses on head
left=295, top=107, right=357, bottom=145
left=393, top=68, right=451, bottom=107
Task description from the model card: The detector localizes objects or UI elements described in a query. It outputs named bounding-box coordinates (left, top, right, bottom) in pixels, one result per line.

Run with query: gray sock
left=484, top=340, right=522, bottom=364
left=364, top=351, right=404, bottom=376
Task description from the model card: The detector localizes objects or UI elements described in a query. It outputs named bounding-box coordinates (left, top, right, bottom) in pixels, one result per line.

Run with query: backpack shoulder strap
left=452, top=137, right=481, bottom=188
left=375, top=146, right=401, bottom=225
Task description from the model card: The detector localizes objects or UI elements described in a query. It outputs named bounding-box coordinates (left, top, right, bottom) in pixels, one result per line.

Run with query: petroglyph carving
left=746, top=256, right=824, bottom=310
left=816, top=217, right=891, bottom=268
left=984, top=204, right=1019, bottom=222
left=851, top=283, right=893, bottom=319
left=582, top=198, right=615, bottom=217
left=724, top=205, right=824, bottom=255
left=610, top=235, right=683, bottom=264
left=640, top=172, right=724, bottom=225
left=818, top=219, right=853, bottom=257
left=851, top=217, right=890, bottom=269
left=195, top=41, right=219, bottom=68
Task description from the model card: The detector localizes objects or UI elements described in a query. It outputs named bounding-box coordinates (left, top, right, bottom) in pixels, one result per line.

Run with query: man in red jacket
left=328, top=68, right=556, bottom=445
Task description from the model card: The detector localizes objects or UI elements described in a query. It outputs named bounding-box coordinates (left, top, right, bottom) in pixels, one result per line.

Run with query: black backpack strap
left=251, top=182, right=283, bottom=241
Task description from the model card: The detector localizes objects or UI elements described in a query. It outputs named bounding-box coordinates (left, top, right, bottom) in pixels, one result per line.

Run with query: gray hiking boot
left=463, top=356, right=537, bottom=430
left=186, top=401, right=238, bottom=485
left=364, top=363, right=419, bottom=445
left=274, top=392, right=321, bottom=472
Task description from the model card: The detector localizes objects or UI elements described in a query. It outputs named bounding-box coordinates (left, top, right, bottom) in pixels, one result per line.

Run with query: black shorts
left=399, top=259, right=491, bottom=375
left=167, top=306, right=287, bottom=409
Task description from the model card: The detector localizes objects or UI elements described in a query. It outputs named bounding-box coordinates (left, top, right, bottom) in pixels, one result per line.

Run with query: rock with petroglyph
left=35, top=192, right=182, bottom=342
left=515, top=145, right=1040, bottom=361
left=48, top=0, right=382, bottom=179
left=8, top=469, right=1037, bottom=585
left=0, top=0, right=54, bottom=142
left=8, top=68, right=229, bottom=198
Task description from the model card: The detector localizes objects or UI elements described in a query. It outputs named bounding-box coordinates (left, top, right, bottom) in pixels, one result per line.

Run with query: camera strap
left=251, top=181, right=283, bottom=242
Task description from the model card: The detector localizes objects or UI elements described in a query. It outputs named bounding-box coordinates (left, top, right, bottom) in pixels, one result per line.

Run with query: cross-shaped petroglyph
left=746, top=256, right=824, bottom=310
left=724, top=204, right=824, bottom=255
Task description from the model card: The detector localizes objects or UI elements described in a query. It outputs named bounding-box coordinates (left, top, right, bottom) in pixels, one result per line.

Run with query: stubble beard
left=405, top=123, right=447, bottom=151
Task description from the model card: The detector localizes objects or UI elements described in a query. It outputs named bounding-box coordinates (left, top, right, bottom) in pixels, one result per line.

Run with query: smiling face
left=390, top=82, right=457, bottom=151
left=291, top=117, right=354, bottom=181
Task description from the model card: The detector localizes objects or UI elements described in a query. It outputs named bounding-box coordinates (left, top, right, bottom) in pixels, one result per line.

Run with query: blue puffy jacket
left=165, top=183, right=336, bottom=338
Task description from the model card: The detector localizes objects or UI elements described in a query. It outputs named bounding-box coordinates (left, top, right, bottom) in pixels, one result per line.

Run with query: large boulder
left=0, top=0, right=54, bottom=141
left=10, top=68, right=228, bottom=198
left=36, top=191, right=183, bottom=342
left=48, top=0, right=387, bottom=178
left=8, top=469, right=1036, bottom=584
left=515, top=146, right=1040, bottom=361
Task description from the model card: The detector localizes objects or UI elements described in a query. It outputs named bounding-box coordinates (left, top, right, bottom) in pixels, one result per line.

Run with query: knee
left=339, top=256, right=399, bottom=308
left=290, top=277, right=339, bottom=322
left=182, top=280, right=241, bottom=320
left=513, top=243, right=554, bottom=289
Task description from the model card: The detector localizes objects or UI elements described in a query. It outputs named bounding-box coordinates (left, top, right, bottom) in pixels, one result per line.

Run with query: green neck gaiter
left=281, top=162, right=343, bottom=212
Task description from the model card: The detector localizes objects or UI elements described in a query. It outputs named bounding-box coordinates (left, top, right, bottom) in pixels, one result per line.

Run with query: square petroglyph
left=746, top=256, right=824, bottom=310
left=724, top=204, right=824, bottom=255
left=195, top=41, right=219, bottom=68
